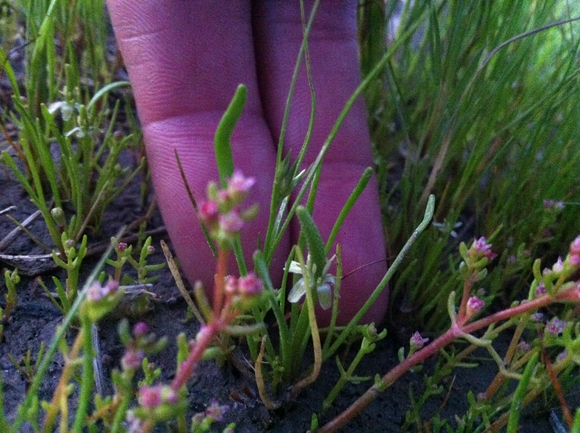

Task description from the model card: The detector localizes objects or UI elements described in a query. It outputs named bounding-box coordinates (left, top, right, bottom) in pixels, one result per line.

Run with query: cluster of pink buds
left=198, top=171, right=258, bottom=248
left=468, top=237, right=498, bottom=261
left=223, top=272, right=264, bottom=310
left=134, top=384, right=186, bottom=423
left=139, top=385, right=178, bottom=408
left=86, top=280, right=119, bottom=302
left=225, top=272, right=263, bottom=297
left=459, top=237, right=497, bottom=278
left=81, top=280, right=123, bottom=322
left=119, top=321, right=167, bottom=372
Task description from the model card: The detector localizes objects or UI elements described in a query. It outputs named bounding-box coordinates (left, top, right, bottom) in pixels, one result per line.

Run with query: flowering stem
left=318, top=283, right=580, bottom=432
left=318, top=329, right=459, bottom=433
left=171, top=323, right=220, bottom=392
left=462, top=290, right=570, bottom=335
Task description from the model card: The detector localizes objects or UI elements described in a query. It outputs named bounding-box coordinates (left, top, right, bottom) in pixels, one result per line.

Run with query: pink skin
left=107, top=0, right=387, bottom=325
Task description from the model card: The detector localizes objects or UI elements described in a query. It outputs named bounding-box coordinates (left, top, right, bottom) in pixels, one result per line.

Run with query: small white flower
left=286, top=255, right=336, bottom=310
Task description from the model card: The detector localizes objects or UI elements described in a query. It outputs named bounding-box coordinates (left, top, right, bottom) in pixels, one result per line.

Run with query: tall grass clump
left=360, top=0, right=580, bottom=331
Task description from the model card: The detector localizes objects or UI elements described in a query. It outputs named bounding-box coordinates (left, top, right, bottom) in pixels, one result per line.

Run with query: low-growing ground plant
left=1, top=0, right=580, bottom=432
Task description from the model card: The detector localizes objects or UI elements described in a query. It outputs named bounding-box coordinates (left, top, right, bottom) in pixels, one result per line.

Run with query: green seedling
left=2, top=268, right=19, bottom=320
left=7, top=343, right=45, bottom=387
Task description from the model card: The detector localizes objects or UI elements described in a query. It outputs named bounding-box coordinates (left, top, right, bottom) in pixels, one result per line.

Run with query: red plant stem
left=170, top=245, right=244, bottom=392
left=213, top=248, right=229, bottom=318
left=318, top=285, right=580, bottom=432
left=456, top=274, right=474, bottom=323
left=462, top=288, right=574, bottom=335
left=542, top=342, right=573, bottom=428
left=170, top=320, right=221, bottom=392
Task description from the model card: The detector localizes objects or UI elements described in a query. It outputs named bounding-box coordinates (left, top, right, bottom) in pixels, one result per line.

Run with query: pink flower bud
left=466, top=296, right=485, bottom=317
left=517, top=340, right=530, bottom=353
left=409, top=331, right=429, bottom=350
left=103, top=280, right=119, bottom=295
left=534, top=282, right=546, bottom=297
left=238, top=273, right=263, bottom=297
left=87, top=281, right=105, bottom=301
left=556, top=349, right=567, bottom=364
left=138, top=385, right=178, bottom=408
left=199, top=200, right=219, bottom=224
left=570, top=236, right=580, bottom=256
left=133, top=322, right=149, bottom=337
left=122, top=348, right=144, bottom=370
left=546, top=317, right=566, bottom=335
left=224, top=275, right=238, bottom=294
left=139, top=385, right=163, bottom=408
left=219, top=210, right=244, bottom=233
left=552, top=257, right=564, bottom=274
left=227, top=170, right=255, bottom=202
left=469, top=237, right=497, bottom=260
left=570, top=254, right=580, bottom=268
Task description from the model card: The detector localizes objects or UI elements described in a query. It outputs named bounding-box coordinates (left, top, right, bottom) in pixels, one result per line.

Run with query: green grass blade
left=507, top=353, right=538, bottom=433
left=296, top=206, right=327, bottom=280
left=214, top=84, right=246, bottom=188
left=325, top=167, right=372, bottom=255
